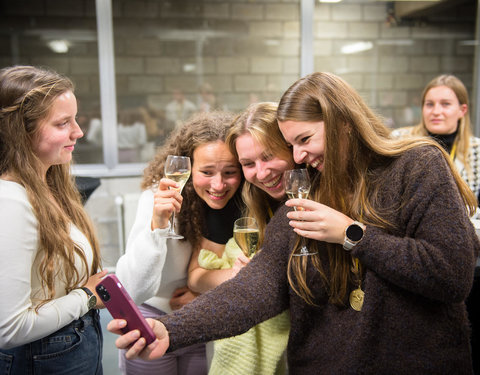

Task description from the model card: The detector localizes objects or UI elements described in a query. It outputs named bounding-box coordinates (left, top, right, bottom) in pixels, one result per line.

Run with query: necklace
left=349, top=257, right=364, bottom=311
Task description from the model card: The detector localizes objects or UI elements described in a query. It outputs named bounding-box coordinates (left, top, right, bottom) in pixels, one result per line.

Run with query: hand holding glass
left=164, top=155, right=191, bottom=239
left=283, top=169, right=317, bottom=256
left=234, top=217, right=260, bottom=257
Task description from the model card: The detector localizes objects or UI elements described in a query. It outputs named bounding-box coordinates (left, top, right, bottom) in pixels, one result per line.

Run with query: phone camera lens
left=96, top=284, right=110, bottom=302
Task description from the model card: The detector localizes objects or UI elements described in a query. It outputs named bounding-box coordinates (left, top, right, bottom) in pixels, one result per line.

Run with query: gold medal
left=349, top=288, right=364, bottom=311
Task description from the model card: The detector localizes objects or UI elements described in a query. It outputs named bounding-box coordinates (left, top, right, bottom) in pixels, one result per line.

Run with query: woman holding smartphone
left=109, top=72, right=478, bottom=374
left=0, top=65, right=106, bottom=374
left=115, top=111, right=245, bottom=375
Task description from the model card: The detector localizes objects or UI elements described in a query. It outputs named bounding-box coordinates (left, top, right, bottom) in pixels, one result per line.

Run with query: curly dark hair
left=142, top=110, right=238, bottom=249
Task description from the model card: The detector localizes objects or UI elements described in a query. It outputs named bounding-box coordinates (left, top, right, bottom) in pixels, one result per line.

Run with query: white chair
left=115, top=193, right=141, bottom=257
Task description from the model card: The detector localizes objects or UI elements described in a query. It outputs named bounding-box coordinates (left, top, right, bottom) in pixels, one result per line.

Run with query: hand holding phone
left=96, top=274, right=156, bottom=345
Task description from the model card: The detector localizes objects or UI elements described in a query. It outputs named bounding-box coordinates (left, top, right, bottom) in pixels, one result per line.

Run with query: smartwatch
left=81, top=287, right=97, bottom=310
left=343, top=221, right=366, bottom=251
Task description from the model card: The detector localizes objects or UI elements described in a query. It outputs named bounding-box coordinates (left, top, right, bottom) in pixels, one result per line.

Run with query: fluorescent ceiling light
left=183, top=64, right=196, bottom=72
left=47, top=40, right=70, bottom=53
left=319, top=0, right=342, bottom=3
left=341, top=41, right=373, bottom=54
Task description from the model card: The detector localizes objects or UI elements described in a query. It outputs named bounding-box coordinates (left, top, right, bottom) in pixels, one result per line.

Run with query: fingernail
left=131, top=330, right=140, bottom=339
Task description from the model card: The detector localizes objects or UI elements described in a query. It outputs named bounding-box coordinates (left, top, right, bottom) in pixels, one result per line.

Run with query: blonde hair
left=278, top=72, right=476, bottom=305
left=0, top=66, right=101, bottom=308
left=226, top=102, right=293, bottom=246
left=410, top=74, right=472, bottom=176
left=142, top=110, right=240, bottom=250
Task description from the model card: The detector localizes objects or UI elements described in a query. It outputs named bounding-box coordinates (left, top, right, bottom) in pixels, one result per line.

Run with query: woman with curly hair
left=115, top=111, right=244, bottom=375
left=0, top=65, right=106, bottom=374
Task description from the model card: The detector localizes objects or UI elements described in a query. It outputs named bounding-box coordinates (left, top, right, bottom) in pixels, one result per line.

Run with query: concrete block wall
left=314, top=1, right=475, bottom=127
left=0, top=0, right=475, bottom=151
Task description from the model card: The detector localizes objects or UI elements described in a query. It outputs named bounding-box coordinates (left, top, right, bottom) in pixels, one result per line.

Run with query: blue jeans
left=0, top=309, right=103, bottom=375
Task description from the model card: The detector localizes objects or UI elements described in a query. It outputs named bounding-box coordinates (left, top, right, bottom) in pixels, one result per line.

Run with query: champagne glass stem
left=170, top=211, right=176, bottom=235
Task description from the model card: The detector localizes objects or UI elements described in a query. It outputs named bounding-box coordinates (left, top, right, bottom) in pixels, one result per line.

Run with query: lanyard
left=267, top=203, right=273, bottom=219
left=450, top=142, right=457, bottom=161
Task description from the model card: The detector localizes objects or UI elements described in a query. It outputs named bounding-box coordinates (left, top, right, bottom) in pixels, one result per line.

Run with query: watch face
left=346, top=224, right=363, bottom=242
left=88, top=295, right=97, bottom=310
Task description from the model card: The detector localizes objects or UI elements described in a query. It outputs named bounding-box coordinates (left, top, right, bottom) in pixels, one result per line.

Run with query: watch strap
left=80, top=287, right=93, bottom=297
left=80, top=287, right=97, bottom=310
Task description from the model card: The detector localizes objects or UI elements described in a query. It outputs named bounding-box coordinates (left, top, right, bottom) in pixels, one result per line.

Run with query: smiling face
left=422, top=85, right=467, bottom=135
left=32, top=90, right=83, bottom=175
left=235, top=133, right=294, bottom=200
left=278, top=120, right=326, bottom=172
left=192, top=140, right=242, bottom=209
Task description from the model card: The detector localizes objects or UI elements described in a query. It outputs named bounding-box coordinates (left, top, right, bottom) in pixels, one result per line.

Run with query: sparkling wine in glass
left=284, top=168, right=311, bottom=204
left=164, top=155, right=191, bottom=239
left=283, top=169, right=317, bottom=256
left=233, top=217, right=260, bottom=258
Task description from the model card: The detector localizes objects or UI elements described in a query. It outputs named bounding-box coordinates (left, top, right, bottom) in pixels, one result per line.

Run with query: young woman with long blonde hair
left=0, top=65, right=106, bottom=374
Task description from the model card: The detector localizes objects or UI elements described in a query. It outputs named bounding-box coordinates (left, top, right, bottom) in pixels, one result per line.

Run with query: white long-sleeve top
left=0, top=180, right=93, bottom=349
left=115, top=189, right=192, bottom=314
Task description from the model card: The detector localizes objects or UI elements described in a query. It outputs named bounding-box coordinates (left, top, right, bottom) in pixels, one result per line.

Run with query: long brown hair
left=142, top=110, right=239, bottom=250
left=277, top=72, right=476, bottom=305
left=0, top=66, right=101, bottom=308
left=410, top=74, right=472, bottom=176
left=226, top=102, right=294, bottom=247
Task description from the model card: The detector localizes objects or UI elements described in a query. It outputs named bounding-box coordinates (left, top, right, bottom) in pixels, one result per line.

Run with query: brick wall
left=0, top=0, right=474, bottom=129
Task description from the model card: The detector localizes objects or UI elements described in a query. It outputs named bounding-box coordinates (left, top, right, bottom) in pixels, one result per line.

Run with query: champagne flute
left=233, top=217, right=260, bottom=258
left=164, top=155, right=191, bottom=239
left=284, top=169, right=318, bottom=256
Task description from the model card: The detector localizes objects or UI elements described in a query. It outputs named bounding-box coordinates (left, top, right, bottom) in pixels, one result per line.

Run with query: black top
left=201, top=191, right=244, bottom=244
left=428, top=129, right=458, bottom=155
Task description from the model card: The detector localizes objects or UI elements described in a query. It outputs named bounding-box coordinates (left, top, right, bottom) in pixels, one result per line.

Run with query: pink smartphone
left=96, top=274, right=156, bottom=345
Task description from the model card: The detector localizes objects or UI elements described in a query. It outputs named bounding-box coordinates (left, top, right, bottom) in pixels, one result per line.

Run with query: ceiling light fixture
left=341, top=41, right=373, bottom=54
left=47, top=40, right=70, bottom=53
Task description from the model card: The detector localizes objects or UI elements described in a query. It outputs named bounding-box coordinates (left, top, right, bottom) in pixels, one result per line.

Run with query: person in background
left=165, top=89, right=197, bottom=130
left=391, top=74, right=480, bottom=202
left=115, top=111, right=244, bottom=375
left=0, top=65, right=106, bottom=374
left=108, top=72, right=479, bottom=374
left=188, top=102, right=293, bottom=375
left=198, top=83, right=220, bottom=112
left=117, top=107, right=148, bottom=163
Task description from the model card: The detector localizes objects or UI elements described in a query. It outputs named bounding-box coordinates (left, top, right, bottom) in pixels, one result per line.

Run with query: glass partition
left=110, top=0, right=301, bottom=164
left=0, top=0, right=104, bottom=164
left=0, top=0, right=477, bottom=172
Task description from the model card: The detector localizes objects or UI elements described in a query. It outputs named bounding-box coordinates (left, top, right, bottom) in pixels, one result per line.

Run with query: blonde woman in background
left=392, top=74, right=480, bottom=202
left=0, top=65, right=106, bottom=374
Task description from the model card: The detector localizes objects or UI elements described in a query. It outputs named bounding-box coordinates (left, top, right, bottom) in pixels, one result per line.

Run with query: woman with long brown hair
left=109, top=72, right=479, bottom=374
left=0, top=65, right=106, bottom=374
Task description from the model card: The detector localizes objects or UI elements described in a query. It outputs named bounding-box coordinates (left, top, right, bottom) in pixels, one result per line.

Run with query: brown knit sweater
left=159, top=146, right=479, bottom=374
